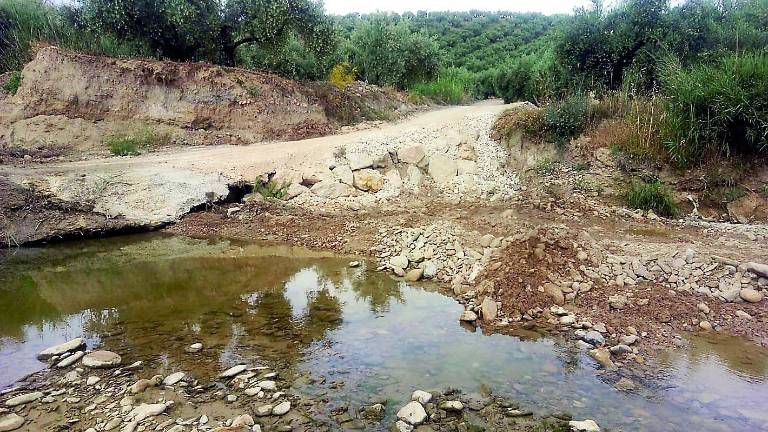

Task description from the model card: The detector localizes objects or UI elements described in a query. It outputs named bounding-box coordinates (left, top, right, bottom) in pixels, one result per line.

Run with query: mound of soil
left=0, top=46, right=413, bottom=160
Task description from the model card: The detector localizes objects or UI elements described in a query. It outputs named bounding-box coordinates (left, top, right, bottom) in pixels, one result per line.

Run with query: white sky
left=324, top=0, right=592, bottom=15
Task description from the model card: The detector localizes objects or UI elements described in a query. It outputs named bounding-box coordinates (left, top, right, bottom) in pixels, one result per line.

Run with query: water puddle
left=1, top=234, right=767, bottom=431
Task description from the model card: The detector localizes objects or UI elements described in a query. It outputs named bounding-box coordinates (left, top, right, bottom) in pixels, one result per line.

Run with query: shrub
left=572, top=176, right=603, bottom=194
left=254, top=179, right=290, bottom=200
left=626, top=180, right=679, bottom=217
left=491, top=106, right=545, bottom=143
left=660, top=53, right=768, bottom=165
left=532, top=158, right=559, bottom=176
left=329, top=62, right=356, bottom=88
left=542, top=94, right=589, bottom=146
left=2, top=70, right=20, bottom=94
left=106, top=128, right=172, bottom=156
left=409, top=67, right=473, bottom=105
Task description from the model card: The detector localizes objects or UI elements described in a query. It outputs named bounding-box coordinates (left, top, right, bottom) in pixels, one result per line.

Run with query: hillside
left=0, top=46, right=414, bottom=162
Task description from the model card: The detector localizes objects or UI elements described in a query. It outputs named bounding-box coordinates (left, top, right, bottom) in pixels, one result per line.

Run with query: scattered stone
left=272, top=401, right=291, bottom=416
left=396, top=401, right=427, bottom=425
left=0, top=414, right=24, bottom=431
left=163, top=372, right=185, bottom=386
left=438, top=401, right=464, bottom=412
left=569, top=419, right=600, bottom=431
left=745, top=262, right=768, bottom=278
left=427, top=155, right=458, bottom=184
left=411, top=390, right=432, bottom=405
left=220, top=365, right=248, bottom=378
left=37, top=338, right=86, bottom=360
left=697, top=302, right=710, bottom=314
left=699, top=321, right=713, bottom=331
left=619, top=335, right=638, bottom=345
left=353, top=169, right=385, bottom=192
left=86, top=376, right=101, bottom=386
left=254, top=405, right=273, bottom=417
left=739, top=288, right=763, bottom=303
left=126, top=403, right=166, bottom=422
left=615, top=378, right=636, bottom=391
left=185, top=343, right=203, bottom=353
left=544, top=283, right=564, bottom=306
left=5, top=392, right=43, bottom=407
left=459, top=310, right=478, bottom=322
left=349, top=261, right=360, bottom=268
left=56, top=351, right=85, bottom=368
left=393, top=420, right=414, bottom=432
left=405, top=268, right=424, bottom=282
left=256, top=380, right=276, bottom=390
left=582, top=331, right=604, bottom=346
left=389, top=255, right=409, bottom=269
left=608, top=295, right=628, bottom=310
left=480, top=297, right=498, bottom=321
left=735, top=310, right=753, bottom=319
left=363, top=403, right=385, bottom=419
left=311, top=181, right=358, bottom=198
left=82, top=351, right=121, bottom=369
left=232, top=414, right=254, bottom=427
left=588, top=348, right=616, bottom=370
left=398, top=146, right=426, bottom=165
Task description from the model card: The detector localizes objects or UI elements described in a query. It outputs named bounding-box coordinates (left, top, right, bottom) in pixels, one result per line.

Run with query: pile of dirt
left=0, top=46, right=414, bottom=160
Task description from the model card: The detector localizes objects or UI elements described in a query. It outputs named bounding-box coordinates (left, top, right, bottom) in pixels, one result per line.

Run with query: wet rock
left=438, top=401, right=464, bottom=411
left=163, top=372, right=185, bottom=386
left=569, top=419, right=600, bottom=431
left=428, top=155, right=458, bottom=184
left=505, top=409, right=533, bottom=417
left=272, top=401, right=291, bottom=416
left=582, top=331, right=604, bottom=346
left=739, top=288, right=763, bottom=303
left=588, top=348, right=616, bottom=370
left=363, top=403, right=386, bottom=419
left=353, top=169, right=385, bottom=192
left=396, top=401, right=427, bottom=425
left=5, top=392, right=43, bottom=407
left=56, top=351, right=84, bottom=368
left=480, top=297, right=498, bottom=321
left=615, top=378, right=636, bottom=391
left=411, top=390, right=432, bottom=405
left=544, top=283, right=564, bottom=306
left=220, top=365, right=248, bottom=378
left=0, top=413, right=24, bottom=431
left=37, top=338, right=86, bottom=360
left=82, top=351, right=121, bottom=369
left=398, top=146, right=426, bottom=165
left=459, top=310, right=478, bottom=322
left=405, top=268, right=424, bottom=282
left=185, top=343, right=203, bottom=353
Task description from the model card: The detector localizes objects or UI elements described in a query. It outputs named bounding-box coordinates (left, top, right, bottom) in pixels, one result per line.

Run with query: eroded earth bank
left=1, top=49, right=768, bottom=432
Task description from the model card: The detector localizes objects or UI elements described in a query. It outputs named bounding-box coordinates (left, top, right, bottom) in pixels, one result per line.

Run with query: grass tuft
left=255, top=179, right=290, bottom=200
left=2, top=70, right=21, bottom=94
left=626, top=180, right=679, bottom=217
left=106, top=128, right=172, bottom=156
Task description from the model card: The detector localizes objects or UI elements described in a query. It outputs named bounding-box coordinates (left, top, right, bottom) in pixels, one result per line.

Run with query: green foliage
left=106, top=128, right=172, bottom=156
left=344, top=14, right=440, bottom=89
left=492, top=47, right=567, bottom=103
left=255, top=179, right=290, bottom=200
left=660, top=53, right=768, bottom=165
left=329, top=62, right=356, bottom=88
left=532, top=158, right=560, bottom=176
left=246, top=85, right=261, bottom=98
left=626, top=180, right=679, bottom=217
left=409, top=67, right=473, bottom=105
left=543, top=94, right=589, bottom=145
left=572, top=176, right=604, bottom=194
left=2, top=69, right=20, bottom=94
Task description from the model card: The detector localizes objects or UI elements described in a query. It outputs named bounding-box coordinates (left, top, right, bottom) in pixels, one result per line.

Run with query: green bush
left=2, top=70, right=20, bottom=94
left=254, top=179, right=290, bottom=200
left=106, top=128, right=171, bottom=156
left=542, top=94, right=589, bottom=145
left=626, top=180, right=679, bottom=217
left=409, top=68, right=473, bottom=105
left=660, top=53, right=768, bottom=165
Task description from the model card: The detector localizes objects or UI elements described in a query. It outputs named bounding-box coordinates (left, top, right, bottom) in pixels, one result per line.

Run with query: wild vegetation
left=1, top=0, right=766, bottom=166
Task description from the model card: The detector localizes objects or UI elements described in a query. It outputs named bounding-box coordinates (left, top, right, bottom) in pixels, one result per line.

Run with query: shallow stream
left=1, top=234, right=766, bottom=431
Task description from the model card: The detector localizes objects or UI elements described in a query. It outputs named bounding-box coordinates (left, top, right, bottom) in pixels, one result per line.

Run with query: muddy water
left=1, top=234, right=767, bottom=431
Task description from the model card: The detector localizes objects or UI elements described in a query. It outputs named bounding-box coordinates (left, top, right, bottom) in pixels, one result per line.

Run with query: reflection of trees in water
left=345, top=272, right=404, bottom=314
left=0, top=275, right=64, bottom=341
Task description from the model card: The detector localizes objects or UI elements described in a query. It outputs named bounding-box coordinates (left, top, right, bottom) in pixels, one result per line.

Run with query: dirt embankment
left=0, top=46, right=414, bottom=162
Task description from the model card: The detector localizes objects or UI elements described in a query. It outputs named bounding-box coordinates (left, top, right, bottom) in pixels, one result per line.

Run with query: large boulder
left=0, top=413, right=24, bottom=431
left=404, top=165, right=424, bottom=191
left=311, top=181, right=358, bottom=198
left=352, top=169, right=385, bottom=192
left=37, top=337, right=86, bottom=360
left=480, top=297, right=498, bottom=321
left=544, top=283, right=565, bottom=306
left=396, top=401, right=427, bottom=425
left=746, top=262, right=768, bottom=278
left=347, top=153, right=374, bottom=171
left=398, top=145, right=426, bottom=165
left=331, top=165, right=354, bottom=185
left=428, top=155, right=458, bottom=184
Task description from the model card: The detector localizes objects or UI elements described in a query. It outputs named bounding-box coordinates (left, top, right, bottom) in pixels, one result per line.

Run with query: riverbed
left=1, top=234, right=766, bottom=431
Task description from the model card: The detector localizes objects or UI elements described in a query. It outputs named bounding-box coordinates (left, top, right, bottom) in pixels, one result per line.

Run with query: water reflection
left=0, top=235, right=767, bottom=432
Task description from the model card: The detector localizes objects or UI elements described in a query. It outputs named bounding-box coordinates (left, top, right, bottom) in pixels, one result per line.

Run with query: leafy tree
left=344, top=15, right=440, bottom=88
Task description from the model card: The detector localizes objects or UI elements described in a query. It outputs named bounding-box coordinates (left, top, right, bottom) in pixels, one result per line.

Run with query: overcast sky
left=324, top=0, right=592, bottom=15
